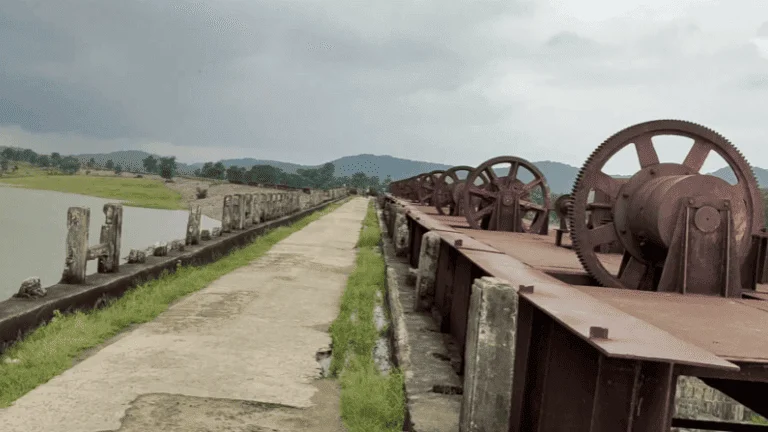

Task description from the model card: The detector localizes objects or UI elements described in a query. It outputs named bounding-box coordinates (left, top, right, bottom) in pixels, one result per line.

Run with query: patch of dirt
left=164, top=178, right=280, bottom=222
left=84, top=169, right=279, bottom=222
left=103, top=380, right=346, bottom=432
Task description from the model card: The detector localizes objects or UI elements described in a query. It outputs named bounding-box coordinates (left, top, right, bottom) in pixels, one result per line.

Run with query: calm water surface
left=0, top=186, right=219, bottom=300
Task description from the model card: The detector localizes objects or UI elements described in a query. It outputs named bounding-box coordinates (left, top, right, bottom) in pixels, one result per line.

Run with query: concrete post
left=236, top=194, right=246, bottom=229
left=250, top=194, right=258, bottom=224
left=243, top=194, right=253, bottom=228
left=221, top=195, right=231, bottom=233
left=258, top=193, right=266, bottom=222
left=460, top=277, right=519, bottom=432
left=264, top=194, right=272, bottom=221
left=394, top=206, right=409, bottom=257
left=185, top=205, right=202, bottom=245
left=415, top=231, right=441, bottom=312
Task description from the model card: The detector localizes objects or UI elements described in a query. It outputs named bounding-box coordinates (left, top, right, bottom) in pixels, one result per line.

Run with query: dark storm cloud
left=2, top=0, right=768, bottom=171
left=0, top=0, right=533, bottom=159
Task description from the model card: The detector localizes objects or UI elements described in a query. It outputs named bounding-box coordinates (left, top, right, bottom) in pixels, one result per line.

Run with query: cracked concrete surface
left=0, top=197, right=369, bottom=432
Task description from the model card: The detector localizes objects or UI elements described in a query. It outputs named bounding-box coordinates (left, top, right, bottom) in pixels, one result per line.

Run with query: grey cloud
left=0, top=0, right=532, bottom=159
left=3, top=0, right=768, bottom=173
left=758, top=22, right=768, bottom=37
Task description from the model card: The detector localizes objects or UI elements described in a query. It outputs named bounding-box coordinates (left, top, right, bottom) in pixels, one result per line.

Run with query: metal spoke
left=508, top=162, right=519, bottom=179
left=588, top=222, right=618, bottom=246
left=520, top=200, right=546, bottom=212
left=484, top=167, right=498, bottom=181
left=634, top=135, right=660, bottom=168
left=522, top=177, right=543, bottom=192
left=593, top=171, right=622, bottom=199
left=468, top=187, right=497, bottom=199
left=473, top=204, right=494, bottom=220
left=682, top=139, right=712, bottom=173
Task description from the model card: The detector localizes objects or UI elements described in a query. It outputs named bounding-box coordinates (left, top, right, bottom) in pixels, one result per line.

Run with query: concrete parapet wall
left=0, top=194, right=349, bottom=355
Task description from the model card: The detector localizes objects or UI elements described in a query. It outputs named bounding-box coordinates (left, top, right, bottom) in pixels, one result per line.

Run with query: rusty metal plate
left=455, top=228, right=623, bottom=274
left=412, top=204, right=440, bottom=215
left=577, top=286, right=768, bottom=364
left=405, top=208, right=458, bottom=232
left=430, top=214, right=471, bottom=228
left=456, top=250, right=736, bottom=369
left=436, top=231, right=504, bottom=254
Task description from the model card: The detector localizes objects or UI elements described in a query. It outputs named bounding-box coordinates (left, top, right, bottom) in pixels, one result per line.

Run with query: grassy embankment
left=328, top=201, right=406, bottom=432
left=0, top=199, right=348, bottom=407
left=0, top=163, right=185, bottom=210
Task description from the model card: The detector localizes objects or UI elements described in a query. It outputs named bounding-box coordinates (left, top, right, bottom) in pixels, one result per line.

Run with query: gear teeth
left=569, top=119, right=762, bottom=288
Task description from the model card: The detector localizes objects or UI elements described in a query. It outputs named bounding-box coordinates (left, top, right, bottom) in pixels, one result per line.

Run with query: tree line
left=185, top=158, right=391, bottom=191
left=0, top=146, right=391, bottom=191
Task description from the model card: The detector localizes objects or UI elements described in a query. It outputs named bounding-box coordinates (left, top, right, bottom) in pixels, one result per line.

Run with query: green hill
left=5, top=147, right=766, bottom=195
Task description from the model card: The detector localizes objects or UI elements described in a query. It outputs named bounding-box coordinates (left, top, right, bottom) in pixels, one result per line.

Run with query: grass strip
left=329, top=201, right=405, bottom=432
left=0, top=199, right=349, bottom=407
left=0, top=172, right=185, bottom=210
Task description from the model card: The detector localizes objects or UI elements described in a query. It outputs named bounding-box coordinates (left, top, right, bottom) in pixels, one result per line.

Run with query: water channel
left=0, top=186, right=219, bottom=300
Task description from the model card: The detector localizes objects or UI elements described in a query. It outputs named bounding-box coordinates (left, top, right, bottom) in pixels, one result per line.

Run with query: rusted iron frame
left=511, top=305, right=679, bottom=432
left=428, top=237, right=682, bottom=430
left=408, top=217, right=426, bottom=269
left=752, top=231, right=768, bottom=284
left=395, top=197, right=768, bottom=429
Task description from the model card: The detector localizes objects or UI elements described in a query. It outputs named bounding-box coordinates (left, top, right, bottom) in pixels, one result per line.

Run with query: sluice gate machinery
left=386, top=120, right=768, bottom=432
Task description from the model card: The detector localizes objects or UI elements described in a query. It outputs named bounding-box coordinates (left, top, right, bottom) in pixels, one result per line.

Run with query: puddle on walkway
left=315, top=347, right=333, bottom=378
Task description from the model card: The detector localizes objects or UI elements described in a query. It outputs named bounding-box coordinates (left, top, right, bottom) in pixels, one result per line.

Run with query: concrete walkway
left=0, top=197, right=370, bottom=432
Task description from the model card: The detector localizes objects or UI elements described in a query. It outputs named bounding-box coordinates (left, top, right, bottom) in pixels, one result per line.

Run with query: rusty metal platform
left=576, top=286, right=768, bottom=363
left=387, top=195, right=768, bottom=430
left=401, top=200, right=768, bottom=366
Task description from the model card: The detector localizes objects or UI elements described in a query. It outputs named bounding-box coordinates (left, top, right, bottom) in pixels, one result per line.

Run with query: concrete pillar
left=460, top=277, right=519, bottom=432
left=249, top=194, right=257, bottom=225
left=257, top=193, right=265, bottom=223
left=394, top=206, right=409, bottom=257
left=415, top=231, right=441, bottom=312
left=265, top=194, right=273, bottom=220
left=236, top=194, right=246, bottom=229
left=222, top=195, right=233, bottom=233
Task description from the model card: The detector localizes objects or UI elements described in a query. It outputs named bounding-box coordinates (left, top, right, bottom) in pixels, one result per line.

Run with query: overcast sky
left=1, top=0, right=767, bottom=174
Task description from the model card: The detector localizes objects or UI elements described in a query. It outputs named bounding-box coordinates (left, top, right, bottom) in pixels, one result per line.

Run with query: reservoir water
left=0, top=186, right=219, bottom=300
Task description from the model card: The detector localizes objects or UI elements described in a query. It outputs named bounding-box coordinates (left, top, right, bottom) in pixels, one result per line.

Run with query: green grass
left=0, top=166, right=185, bottom=210
left=0, top=199, right=348, bottom=407
left=329, top=201, right=405, bottom=432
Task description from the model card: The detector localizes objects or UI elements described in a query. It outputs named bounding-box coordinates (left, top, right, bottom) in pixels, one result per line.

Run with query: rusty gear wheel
left=433, top=166, right=488, bottom=216
left=462, top=156, right=551, bottom=233
left=417, top=170, right=444, bottom=205
left=569, top=119, right=765, bottom=289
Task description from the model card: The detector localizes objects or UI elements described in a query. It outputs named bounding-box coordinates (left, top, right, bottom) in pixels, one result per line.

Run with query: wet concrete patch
left=102, top=384, right=346, bottom=432
left=316, top=347, right=333, bottom=378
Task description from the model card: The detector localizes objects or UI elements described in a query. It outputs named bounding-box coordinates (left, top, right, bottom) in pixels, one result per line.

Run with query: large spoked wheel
left=569, top=119, right=764, bottom=289
left=462, top=156, right=551, bottom=233
left=408, top=175, right=423, bottom=202
left=418, top=170, right=444, bottom=205
left=433, top=166, right=479, bottom=216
